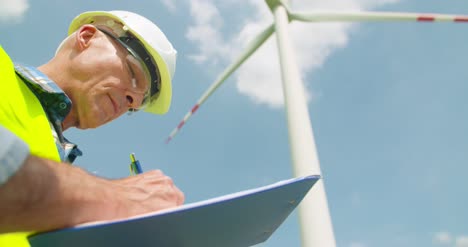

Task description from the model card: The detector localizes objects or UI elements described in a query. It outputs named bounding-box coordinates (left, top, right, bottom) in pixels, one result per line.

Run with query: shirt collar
left=14, top=64, right=82, bottom=163
left=14, top=64, right=72, bottom=123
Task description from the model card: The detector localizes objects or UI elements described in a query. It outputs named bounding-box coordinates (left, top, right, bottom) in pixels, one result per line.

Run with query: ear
left=75, top=24, right=98, bottom=50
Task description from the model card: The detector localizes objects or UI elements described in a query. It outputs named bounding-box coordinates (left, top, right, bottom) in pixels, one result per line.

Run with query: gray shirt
left=0, top=124, right=30, bottom=185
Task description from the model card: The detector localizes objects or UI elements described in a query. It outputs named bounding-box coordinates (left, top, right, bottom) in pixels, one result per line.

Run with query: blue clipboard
left=29, top=175, right=319, bottom=247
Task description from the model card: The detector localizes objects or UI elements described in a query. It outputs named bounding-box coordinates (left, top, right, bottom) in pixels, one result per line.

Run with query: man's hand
left=112, top=170, right=185, bottom=216
left=0, top=155, right=184, bottom=233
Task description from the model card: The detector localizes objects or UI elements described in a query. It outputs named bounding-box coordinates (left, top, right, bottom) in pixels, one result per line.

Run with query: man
left=0, top=10, right=184, bottom=246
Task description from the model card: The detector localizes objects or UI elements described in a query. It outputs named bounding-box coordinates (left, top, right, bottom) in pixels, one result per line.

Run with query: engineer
left=0, top=10, right=184, bottom=247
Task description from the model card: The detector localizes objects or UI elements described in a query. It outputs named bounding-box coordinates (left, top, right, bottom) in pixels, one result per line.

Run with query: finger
left=175, top=187, right=185, bottom=205
left=142, top=170, right=164, bottom=178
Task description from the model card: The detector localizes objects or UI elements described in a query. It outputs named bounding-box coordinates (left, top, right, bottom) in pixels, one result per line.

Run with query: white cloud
left=456, top=236, right=468, bottom=247
left=433, top=231, right=452, bottom=245
left=0, top=0, right=29, bottom=23
left=185, top=0, right=400, bottom=108
left=432, top=232, right=468, bottom=247
left=161, top=0, right=177, bottom=12
left=186, top=0, right=231, bottom=66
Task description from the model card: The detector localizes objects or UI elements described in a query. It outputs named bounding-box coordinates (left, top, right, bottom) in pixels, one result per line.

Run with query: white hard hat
left=68, top=10, right=177, bottom=114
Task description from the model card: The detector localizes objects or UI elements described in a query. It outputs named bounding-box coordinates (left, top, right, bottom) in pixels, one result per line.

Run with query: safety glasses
left=98, top=28, right=160, bottom=111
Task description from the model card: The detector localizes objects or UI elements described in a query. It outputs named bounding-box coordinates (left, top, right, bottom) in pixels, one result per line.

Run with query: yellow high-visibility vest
left=0, top=46, right=60, bottom=247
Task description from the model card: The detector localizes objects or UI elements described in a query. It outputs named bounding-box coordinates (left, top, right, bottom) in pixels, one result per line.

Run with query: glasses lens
left=98, top=28, right=153, bottom=109
left=125, top=54, right=151, bottom=107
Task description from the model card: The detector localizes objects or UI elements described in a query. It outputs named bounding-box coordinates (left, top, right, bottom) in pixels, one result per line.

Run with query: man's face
left=71, top=28, right=149, bottom=129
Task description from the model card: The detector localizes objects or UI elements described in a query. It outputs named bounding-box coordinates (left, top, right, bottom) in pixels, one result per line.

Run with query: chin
left=77, top=107, right=121, bottom=129
left=76, top=123, right=97, bottom=130
left=77, top=116, right=108, bottom=129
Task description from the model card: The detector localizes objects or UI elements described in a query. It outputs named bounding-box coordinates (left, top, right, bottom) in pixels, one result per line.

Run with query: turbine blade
left=166, top=24, right=276, bottom=143
left=289, top=10, right=468, bottom=23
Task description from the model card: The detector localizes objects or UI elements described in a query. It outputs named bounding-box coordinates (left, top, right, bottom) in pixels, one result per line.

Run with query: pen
left=129, top=153, right=143, bottom=175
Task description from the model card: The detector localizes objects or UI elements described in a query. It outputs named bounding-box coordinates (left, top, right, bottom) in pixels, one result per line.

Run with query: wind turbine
left=166, top=0, right=468, bottom=246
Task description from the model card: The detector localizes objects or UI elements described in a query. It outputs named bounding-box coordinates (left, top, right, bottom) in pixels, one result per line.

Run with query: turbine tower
left=167, top=1, right=468, bottom=246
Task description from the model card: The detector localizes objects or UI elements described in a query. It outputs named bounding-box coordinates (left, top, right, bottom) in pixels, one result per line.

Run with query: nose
left=126, top=91, right=145, bottom=110
left=126, top=95, right=134, bottom=105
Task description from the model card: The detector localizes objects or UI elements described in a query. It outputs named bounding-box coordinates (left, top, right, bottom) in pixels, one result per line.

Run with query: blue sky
left=1, top=0, right=468, bottom=246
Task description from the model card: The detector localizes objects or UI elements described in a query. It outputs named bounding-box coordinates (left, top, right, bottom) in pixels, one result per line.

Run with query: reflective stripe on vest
left=0, top=46, right=61, bottom=247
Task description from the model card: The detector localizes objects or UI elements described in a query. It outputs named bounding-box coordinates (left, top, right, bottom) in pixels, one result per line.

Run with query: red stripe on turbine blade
left=177, top=121, right=185, bottom=130
left=417, top=16, right=435, bottom=22
left=191, top=104, right=200, bottom=114
left=165, top=137, right=172, bottom=144
left=455, top=17, right=468, bottom=22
